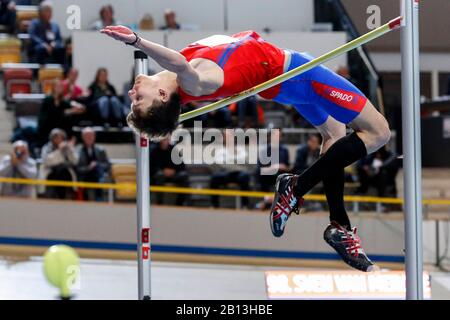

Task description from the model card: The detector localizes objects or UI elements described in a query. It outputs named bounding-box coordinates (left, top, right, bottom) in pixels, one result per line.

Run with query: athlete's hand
left=100, top=26, right=136, bottom=44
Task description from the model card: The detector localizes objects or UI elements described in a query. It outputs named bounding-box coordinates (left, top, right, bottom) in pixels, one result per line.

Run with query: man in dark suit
left=293, top=133, right=322, bottom=174
left=292, top=133, right=323, bottom=211
left=150, top=136, right=189, bottom=206
left=256, top=129, right=291, bottom=192
left=0, top=0, right=16, bottom=34
left=76, top=127, right=111, bottom=201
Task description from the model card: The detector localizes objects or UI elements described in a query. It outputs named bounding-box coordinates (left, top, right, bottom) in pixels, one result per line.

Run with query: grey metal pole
left=224, top=0, right=228, bottom=31
left=400, top=0, right=423, bottom=300
left=134, top=50, right=151, bottom=300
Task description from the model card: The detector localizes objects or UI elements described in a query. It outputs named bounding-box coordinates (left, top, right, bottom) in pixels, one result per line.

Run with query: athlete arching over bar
left=102, top=26, right=391, bottom=272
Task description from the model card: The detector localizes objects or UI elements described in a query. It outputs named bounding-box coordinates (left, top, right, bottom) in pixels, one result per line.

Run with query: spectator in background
left=289, top=106, right=314, bottom=129
left=257, top=129, right=290, bottom=192
left=150, top=136, right=188, bottom=206
left=90, top=4, right=121, bottom=31
left=180, top=102, right=208, bottom=128
left=88, top=68, right=125, bottom=127
left=355, top=146, right=401, bottom=201
left=206, top=106, right=231, bottom=128
left=210, top=130, right=251, bottom=209
left=0, top=140, right=37, bottom=197
left=255, top=129, right=290, bottom=210
left=293, top=133, right=322, bottom=174
left=293, top=133, right=323, bottom=211
left=336, top=65, right=357, bottom=86
left=62, top=68, right=84, bottom=101
left=37, top=80, right=85, bottom=146
left=139, top=14, right=155, bottom=30
left=159, top=9, right=180, bottom=30
left=0, top=0, right=16, bottom=34
left=237, top=96, right=258, bottom=128
left=28, top=1, right=65, bottom=64
left=40, top=128, right=78, bottom=199
left=76, top=127, right=111, bottom=201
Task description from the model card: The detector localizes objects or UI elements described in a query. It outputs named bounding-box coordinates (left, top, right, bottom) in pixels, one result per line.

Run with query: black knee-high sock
left=294, top=132, right=367, bottom=197
left=323, top=167, right=351, bottom=229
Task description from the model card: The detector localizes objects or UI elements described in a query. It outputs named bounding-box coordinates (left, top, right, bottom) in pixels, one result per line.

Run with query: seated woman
left=62, top=68, right=84, bottom=101
left=88, top=68, right=125, bottom=127
left=37, top=80, right=85, bottom=147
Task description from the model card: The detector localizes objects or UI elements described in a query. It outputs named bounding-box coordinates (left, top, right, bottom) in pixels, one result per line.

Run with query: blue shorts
left=272, top=50, right=367, bottom=126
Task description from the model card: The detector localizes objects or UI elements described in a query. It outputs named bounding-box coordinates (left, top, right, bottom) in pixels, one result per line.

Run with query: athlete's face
left=128, top=75, right=163, bottom=116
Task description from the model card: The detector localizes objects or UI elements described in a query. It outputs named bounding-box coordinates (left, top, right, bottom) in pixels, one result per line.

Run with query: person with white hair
left=27, top=0, right=65, bottom=64
left=159, top=9, right=180, bottom=30
left=76, top=127, right=111, bottom=201
left=40, top=128, right=78, bottom=199
left=0, top=140, right=37, bottom=197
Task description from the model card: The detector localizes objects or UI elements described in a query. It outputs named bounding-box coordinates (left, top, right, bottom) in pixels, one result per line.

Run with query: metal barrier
left=1, top=177, right=450, bottom=212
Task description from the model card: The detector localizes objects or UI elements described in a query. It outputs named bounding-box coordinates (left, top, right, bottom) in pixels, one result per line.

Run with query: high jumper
left=101, top=17, right=402, bottom=273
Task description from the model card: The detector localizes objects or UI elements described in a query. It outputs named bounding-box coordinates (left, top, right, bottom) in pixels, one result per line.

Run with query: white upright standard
left=401, top=0, right=423, bottom=300
left=134, top=50, right=151, bottom=300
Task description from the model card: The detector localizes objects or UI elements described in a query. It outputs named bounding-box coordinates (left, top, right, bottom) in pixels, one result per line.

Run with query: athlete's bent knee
left=374, top=122, right=391, bottom=149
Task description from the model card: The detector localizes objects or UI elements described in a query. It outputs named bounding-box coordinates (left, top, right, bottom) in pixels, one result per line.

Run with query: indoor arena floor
left=1, top=257, right=450, bottom=300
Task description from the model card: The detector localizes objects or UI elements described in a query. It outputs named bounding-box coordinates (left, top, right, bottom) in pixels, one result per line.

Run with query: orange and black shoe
left=324, top=221, right=377, bottom=272
left=269, top=173, right=304, bottom=237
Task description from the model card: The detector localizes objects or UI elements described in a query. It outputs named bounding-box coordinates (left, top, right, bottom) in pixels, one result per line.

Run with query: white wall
left=52, top=0, right=224, bottom=37
left=135, top=0, right=225, bottom=31
left=372, top=52, right=450, bottom=72
left=52, top=0, right=143, bottom=37
left=72, top=31, right=164, bottom=95
left=51, top=0, right=314, bottom=38
left=226, top=0, right=314, bottom=31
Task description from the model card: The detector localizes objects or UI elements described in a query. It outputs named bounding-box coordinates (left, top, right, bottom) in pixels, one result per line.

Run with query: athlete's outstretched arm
left=101, top=26, right=200, bottom=85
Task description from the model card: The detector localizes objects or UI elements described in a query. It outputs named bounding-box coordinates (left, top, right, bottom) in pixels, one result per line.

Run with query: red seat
left=3, top=68, right=33, bottom=100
